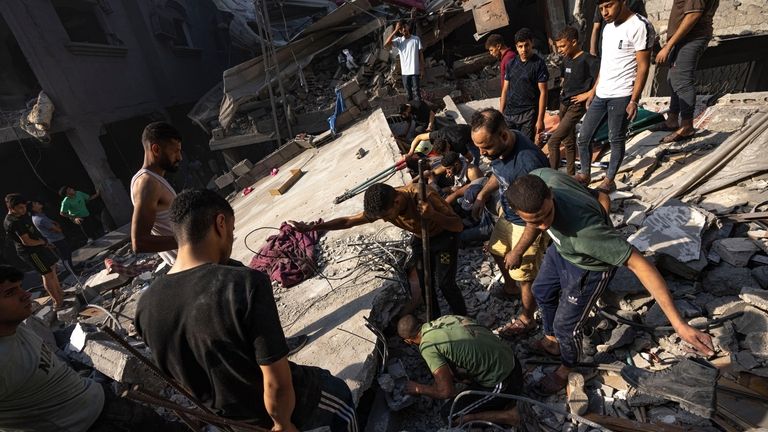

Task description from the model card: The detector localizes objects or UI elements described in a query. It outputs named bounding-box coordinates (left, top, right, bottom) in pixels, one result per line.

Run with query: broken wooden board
left=719, top=211, right=768, bottom=222
left=269, top=169, right=305, bottom=196
left=584, top=413, right=694, bottom=432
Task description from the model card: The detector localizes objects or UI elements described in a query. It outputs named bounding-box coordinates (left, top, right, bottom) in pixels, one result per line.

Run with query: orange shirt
left=381, top=184, right=457, bottom=238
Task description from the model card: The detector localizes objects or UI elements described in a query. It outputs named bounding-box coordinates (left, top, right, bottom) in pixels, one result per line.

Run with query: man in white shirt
left=385, top=20, right=425, bottom=101
left=575, top=0, right=655, bottom=193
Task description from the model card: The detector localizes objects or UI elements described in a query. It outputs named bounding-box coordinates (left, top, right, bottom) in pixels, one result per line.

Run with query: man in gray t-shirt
left=0, top=265, right=184, bottom=432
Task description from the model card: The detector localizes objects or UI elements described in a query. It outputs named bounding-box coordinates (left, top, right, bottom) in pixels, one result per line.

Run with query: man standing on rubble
left=59, top=185, right=103, bottom=242
left=469, top=108, right=549, bottom=339
left=130, top=122, right=181, bottom=267
left=136, top=189, right=357, bottom=432
left=291, top=182, right=467, bottom=320
left=397, top=314, right=522, bottom=426
left=0, top=264, right=186, bottom=431
left=485, top=33, right=516, bottom=89
left=576, top=0, right=654, bottom=192
left=385, top=20, right=424, bottom=101
left=504, top=169, right=714, bottom=395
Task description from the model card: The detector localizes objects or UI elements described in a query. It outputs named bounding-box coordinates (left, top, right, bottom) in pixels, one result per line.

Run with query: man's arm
left=17, top=232, right=47, bottom=247
left=445, top=183, right=471, bottom=204
left=130, top=176, right=178, bottom=253
left=500, top=80, right=510, bottom=112
left=407, top=132, right=432, bottom=155
left=419, top=49, right=426, bottom=79
left=291, top=212, right=371, bottom=232
left=405, top=365, right=455, bottom=399
left=88, top=190, right=100, bottom=200
left=427, top=110, right=436, bottom=132
left=471, top=175, right=499, bottom=219
left=384, top=22, right=400, bottom=48
left=505, top=223, right=541, bottom=269
left=625, top=249, right=715, bottom=355
left=422, top=193, right=463, bottom=232
left=590, top=22, right=602, bottom=56
left=656, top=12, right=704, bottom=65
left=535, top=82, right=548, bottom=145
left=261, top=357, right=298, bottom=432
left=626, top=50, right=651, bottom=121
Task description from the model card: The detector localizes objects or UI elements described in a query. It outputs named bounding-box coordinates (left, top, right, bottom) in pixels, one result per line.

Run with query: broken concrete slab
left=712, top=237, right=759, bottom=267
left=744, top=332, right=768, bottom=358
left=643, top=300, right=703, bottom=327
left=702, top=263, right=759, bottom=296
left=704, top=295, right=743, bottom=316
left=628, top=200, right=708, bottom=263
left=733, top=350, right=760, bottom=370
left=740, top=287, right=768, bottom=313
left=753, top=266, right=768, bottom=289
left=85, top=268, right=131, bottom=292
left=82, top=339, right=156, bottom=385
left=441, top=95, right=467, bottom=125
left=734, top=305, right=768, bottom=335
left=656, top=253, right=709, bottom=280
left=623, top=200, right=651, bottom=227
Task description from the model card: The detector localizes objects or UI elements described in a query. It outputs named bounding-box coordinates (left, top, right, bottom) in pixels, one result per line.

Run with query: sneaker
left=620, top=357, right=718, bottom=418
left=566, top=373, right=589, bottom=416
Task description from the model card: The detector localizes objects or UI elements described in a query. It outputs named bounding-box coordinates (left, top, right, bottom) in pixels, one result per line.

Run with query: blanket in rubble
left=249, top=220, right=323, bottom=288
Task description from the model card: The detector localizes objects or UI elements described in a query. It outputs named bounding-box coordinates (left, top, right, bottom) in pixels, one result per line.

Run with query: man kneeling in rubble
left=505, top=169, right=715, bottom=395
left=0, top=265, right=186, bottom=431
left=135, top=189, right=357, bottom=432
left=397, top=314, right=523, bottom=426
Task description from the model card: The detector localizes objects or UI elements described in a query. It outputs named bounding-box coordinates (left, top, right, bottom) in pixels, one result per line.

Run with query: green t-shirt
left=60, top=191, right=90, bottom=218
left=532, top=168, right=632, bottom=271
left=419, top=315, right=515, bottom=388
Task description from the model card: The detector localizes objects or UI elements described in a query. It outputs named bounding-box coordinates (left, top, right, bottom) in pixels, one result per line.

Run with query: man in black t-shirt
left=400, top=100, right=436, bottom=138
left=135, top=189, right=356, bottom=432
left=548, top=27, right=600, bottom=175
left=405, top=124, right=481, bottom=166
left=3, top=194, right=63, bottom=307
left=500, top=28, right=549, bottom=145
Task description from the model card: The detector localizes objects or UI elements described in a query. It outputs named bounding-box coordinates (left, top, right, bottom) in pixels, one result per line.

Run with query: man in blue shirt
left=470, top=108, right=549, bottom=338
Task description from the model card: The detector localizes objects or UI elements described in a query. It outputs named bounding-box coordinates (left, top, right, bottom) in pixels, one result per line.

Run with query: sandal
left=495, top=319, right=536, bottom=339
left=531, top=371, right=569, bottom=396
left=529, top=338, right=561, bottom=358
left=659, top=131, right=695, bottom=143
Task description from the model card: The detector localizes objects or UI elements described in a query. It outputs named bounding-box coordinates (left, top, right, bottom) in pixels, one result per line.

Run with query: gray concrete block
left=231, top=159, right=253, bottom=177
left=735, top=305, right=768, bottom=335
left=82, top=339, right=155, bottom=385
left=744, top=332, right=768, bottom=357
left=702, top=263, right=759, bottom=296
left=337, top=78, right=360, bottom=99
left=740, top=286, right=768, bottom=313
left=214, top=172, right=235, bottom=189
left=713, top=237, right=759, bottom=267
left=754, top=266, right=768, bottom=289
left=85, top=269, right=130, bottom=292
left=234, top=175, right=253, bottom=190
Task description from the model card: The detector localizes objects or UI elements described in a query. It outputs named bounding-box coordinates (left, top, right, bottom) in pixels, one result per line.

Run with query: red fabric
left=500, top=48, right=517, bottom=84
left=248, top=221, right=323, bottom=288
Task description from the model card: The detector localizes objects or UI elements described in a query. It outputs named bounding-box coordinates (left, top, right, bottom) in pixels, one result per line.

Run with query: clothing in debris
left=130, top=168, right=177, bottom=266
left=249, top=221, right=322, bottom=288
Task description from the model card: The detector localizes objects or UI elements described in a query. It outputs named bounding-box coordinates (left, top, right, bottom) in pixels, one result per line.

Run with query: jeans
left=503, top=108, right=537, bottom=142
left=668, top=37, right=709, bottom=121
left=412, top=230, right=467, bottom=321
left=548, top=102, right=586, bottom=175
left=402, top=74, right=421, bottom=101
left=576, top=95, right=631, bottom=180
left=532, top=245, right=616, bottom=367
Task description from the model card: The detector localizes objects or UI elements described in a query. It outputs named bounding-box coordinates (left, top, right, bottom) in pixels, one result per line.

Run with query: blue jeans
left=402, top=74, right=421, bottom=101
left=576, top=95, right=631, bottom=180
left=532, top=245, right=617, bottom=367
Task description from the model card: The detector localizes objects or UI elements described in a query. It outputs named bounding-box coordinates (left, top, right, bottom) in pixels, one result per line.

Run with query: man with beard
left=130, top=122, right=182, bottom=266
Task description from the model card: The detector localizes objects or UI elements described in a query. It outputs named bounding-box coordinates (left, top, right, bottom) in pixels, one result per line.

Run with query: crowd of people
left=1, top=0, right=722, bottom=430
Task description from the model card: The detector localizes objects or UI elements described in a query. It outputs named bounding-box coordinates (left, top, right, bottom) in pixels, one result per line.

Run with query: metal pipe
left=259, top=0, right=293, bottom=138
left=417, top=159, right=434, bottom=320
left=254, top=0, right=282, bottom=144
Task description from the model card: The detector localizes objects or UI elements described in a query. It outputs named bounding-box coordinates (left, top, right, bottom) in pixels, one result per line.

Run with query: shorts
left=488, top=219, right=547, bottom=282
left=19, top=246, right=58, bottom=275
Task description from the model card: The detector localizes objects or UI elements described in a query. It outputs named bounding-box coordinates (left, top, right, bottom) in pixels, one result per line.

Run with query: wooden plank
left=583, top=414, right=693, bottom=432
left=720, top=211, right=768, bottom=222
left=737, top=373, right=768, bottom=398
left=269, top=169, right=305, bottom=196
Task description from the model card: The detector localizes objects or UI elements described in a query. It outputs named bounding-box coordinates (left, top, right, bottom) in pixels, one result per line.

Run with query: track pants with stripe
left=302, top=368, right=358, bottom=432
left=533, top=244, right=617, bottom=368
left=448, top=360, right=523, bottom=420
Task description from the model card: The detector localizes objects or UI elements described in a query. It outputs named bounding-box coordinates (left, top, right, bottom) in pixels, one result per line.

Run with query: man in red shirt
left=485, top=34, right=516, bottom=87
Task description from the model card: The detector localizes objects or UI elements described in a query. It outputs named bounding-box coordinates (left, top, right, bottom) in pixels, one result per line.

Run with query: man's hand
left=271, top=423, right=299, bottom=432
left=655, top=45, right=671, bottom=66
left=571, top=91, right=592, bottom=104
left=422, top=170, right=434, bottom=180
left=471, top=196, right=487, bottom=220
left=626, top=101, right=638, bottom=122
left=74, top=217, right=83, bottom=225
left=289, top=220, right=315, bottom=232
left=676, top=324, right=715, bottom=356
left=504, top=250, right=523, bottom=270
left=534, top=120, right=545, bottom=146
left=417, top=200, right=434, bottom=220
left=420, top=68, right=425, bottom=80
left=405, top=381, right=419, bottom=395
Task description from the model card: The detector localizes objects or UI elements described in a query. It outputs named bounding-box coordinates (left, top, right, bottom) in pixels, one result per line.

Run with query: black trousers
left=412, top=231, right=467, bottom=321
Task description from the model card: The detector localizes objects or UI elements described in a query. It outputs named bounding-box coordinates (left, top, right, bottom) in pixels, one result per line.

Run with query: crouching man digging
left=505, top=169, right=714, bottom=395
left=292, top=183, right=467, bottom=320
left=397, top=314, right=523, bottom=427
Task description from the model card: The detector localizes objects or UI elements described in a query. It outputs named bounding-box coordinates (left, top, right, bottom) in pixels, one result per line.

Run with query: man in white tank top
left=130, top=122, right=181, bottom=266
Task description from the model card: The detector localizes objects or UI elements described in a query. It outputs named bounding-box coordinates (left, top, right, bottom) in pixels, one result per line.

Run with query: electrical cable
left=14, top=129, right=57, bottom=193
left=598, top=309, right=742, bottom=331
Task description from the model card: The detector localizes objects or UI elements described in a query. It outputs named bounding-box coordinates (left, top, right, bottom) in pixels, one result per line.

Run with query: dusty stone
left=710, top=321, right=738, bottom=353
left=607, top=266, right=647, bottom=295
left=744, top=332, right=768, bottom=357
left=618, top=293, right=654, bottom=311
left=628, top=200, right=708, bottom=262
left=643, top=300, right=703, bottom=327
left=734, top=306, right=768, bottom=335
left=85, top=269, right=130, bottom=292
left=705, top=295, right=743, bottom=316
left=734, top=351, right=760, bottom=370
left=56, top=306, right=78, bottom=323
left=34, top=305, right=55, bottom=325
left=597, top=324, right=636, bottom=353
left=740, top=287, right=768, bottom=313
left=712, top=238, right=759, bottom=267
left=753, top=266, right=768, bottom=289
left=702, top=263, right=759, bottom=296
left=82, top=339, right=156, bottom=385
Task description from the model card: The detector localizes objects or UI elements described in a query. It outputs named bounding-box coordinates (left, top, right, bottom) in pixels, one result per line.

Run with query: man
left=406, top=124, right=480, bottom=165
left=548, top=27, right=600, bottom=174
left=385, top=20, right=424, bottom=101
left=4, top=194, right=63, bottom=308
left=397, top=314, right=522, bottom=426
left=130, top=121, right=181, bottom=266
left=505, top=169, right=714, bottom=394
left=470, top=109, right=548, bottom=338
left=500, top=28, right=549, bottom=145
left=30, top=200, right=74, bottom=272
left=400, top=100, right=437, bottom=141
left=292, top=183, right=466, bottom=320
left=432, top=152, right=484, bottom=204
left=59, top=185, right=102, bottom=241
left=0, top=265, right=185, bottom=431
left=654, top=0, right=719, bottom=143
left=485, top=33, right=516, bottom=88
left=135, top=189, right=356, bottom=431
left=576, top=0, right=654, bottom=193
left=590, top=0, right=648, bottom=56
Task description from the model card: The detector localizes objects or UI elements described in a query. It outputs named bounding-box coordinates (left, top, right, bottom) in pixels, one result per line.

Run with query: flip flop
left=495, top=319, right=536, bottom=339
left=650, top=123, right=679, bottom=132
left=659, top=131, right=695, bottom=143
